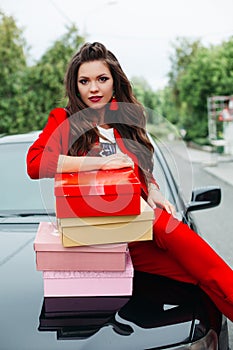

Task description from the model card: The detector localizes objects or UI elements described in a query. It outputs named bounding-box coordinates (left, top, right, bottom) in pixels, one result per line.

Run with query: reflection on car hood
left=0, top=224, right=221, bottom=350
left=38, top=272, right=221, bottom=349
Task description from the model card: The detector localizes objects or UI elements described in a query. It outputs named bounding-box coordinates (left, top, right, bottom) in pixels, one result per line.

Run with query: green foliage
left=0, top=12, right=27, bottom=134
left=20, top=25, right=84, bottom=131
left=0, top=12, right=84, bottom=134
left=167, top=36, right=233, bottom=143
left=131, top=76, right=161, bottom=124
left=168, top=37, right=202, bottom=90
left=0, top=9, right=232, bottom=143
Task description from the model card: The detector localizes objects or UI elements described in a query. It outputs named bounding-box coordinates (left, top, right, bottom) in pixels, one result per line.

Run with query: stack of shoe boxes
left=34, top=167, right=154, bottom=320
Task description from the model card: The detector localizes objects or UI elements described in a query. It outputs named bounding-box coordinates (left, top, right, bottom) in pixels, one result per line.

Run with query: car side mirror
left=186, top=186, right=221, bottom=213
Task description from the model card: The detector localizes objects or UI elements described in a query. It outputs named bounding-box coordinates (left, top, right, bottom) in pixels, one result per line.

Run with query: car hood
left=0, top=222, right=219, bottom=350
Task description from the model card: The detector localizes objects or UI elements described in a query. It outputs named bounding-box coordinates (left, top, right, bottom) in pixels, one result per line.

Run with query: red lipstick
left=89, top=96, right=102, bottom=103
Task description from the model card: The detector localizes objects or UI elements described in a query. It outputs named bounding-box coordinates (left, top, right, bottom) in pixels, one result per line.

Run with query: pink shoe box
left=34, top=222, right=128, bottom=271
left=43, top=252, right=134, bottom=297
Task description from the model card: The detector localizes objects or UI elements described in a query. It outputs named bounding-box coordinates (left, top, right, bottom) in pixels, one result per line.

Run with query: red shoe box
left=54, top=168, right=141, bottom=218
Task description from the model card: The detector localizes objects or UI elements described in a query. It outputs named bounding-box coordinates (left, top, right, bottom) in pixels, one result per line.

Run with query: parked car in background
left=0, top=131, right=229, bottom=350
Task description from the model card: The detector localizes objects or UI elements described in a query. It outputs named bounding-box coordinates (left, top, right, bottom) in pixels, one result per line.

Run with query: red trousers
left=129, top=208, right=233, bottom=322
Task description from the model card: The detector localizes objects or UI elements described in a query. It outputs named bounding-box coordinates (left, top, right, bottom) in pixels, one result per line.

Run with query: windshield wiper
left=15, top=212, right=56, bottom=217
left=0, top=211, right=55, bottom=218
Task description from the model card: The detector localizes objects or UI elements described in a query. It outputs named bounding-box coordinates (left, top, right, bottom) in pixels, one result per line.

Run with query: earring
left=109, top=93, right=119, bottom=111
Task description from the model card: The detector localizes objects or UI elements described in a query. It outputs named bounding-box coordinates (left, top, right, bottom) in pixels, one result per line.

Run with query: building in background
left=207, top=95, right=233, bottom=155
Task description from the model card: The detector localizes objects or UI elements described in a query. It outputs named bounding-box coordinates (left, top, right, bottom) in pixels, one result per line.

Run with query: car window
left=0, top=142, right=54, bottom=213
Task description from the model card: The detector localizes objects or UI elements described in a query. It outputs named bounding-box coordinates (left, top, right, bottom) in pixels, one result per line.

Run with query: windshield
left=0, top=142, right=54, bottom=214
left=0, top=138, right=177, bottom=216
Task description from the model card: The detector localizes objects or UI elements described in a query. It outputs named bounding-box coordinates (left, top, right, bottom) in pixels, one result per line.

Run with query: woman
left=27, top=42, right=233, bottom=321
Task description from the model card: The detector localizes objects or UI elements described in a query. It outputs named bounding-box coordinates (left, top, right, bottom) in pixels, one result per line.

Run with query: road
left=192, top=160, right=233, bottom=348
left=190, top=162, right=233, bottom=268
left=171, top=147, right=233, bottom=347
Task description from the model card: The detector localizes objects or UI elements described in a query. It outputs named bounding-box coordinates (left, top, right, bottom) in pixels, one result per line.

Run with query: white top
left=96, top=126, right=121, bottom=156
left=97, top=126, right=116, bottom=144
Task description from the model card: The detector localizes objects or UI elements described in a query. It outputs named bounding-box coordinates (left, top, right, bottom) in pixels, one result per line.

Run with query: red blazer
left=26, top=108, right=158, bottom=197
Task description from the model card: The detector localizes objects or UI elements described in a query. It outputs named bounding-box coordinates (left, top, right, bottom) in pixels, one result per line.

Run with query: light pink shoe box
left=43, top=251, right=134, bottom=297
left=34, top=222, right=128, bottom=272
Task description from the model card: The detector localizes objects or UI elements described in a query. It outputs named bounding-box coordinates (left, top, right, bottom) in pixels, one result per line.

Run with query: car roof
left=0, top=131, right=40, bottom=144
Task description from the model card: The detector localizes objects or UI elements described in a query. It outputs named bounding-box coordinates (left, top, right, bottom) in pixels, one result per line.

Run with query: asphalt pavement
left=176, top=145, right=233, bottom=187
left=173, top=143, right=233, bottom=340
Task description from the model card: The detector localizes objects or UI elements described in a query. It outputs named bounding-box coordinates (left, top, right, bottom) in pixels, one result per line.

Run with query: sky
left=1, top=0, right=232, bottom=90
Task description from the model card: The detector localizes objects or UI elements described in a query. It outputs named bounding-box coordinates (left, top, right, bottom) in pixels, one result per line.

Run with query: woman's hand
left=57, top=153, right=134, bottom=173
left=100, top=153, right=134, bottom=170
left=147, top=184, right=176, bottom=216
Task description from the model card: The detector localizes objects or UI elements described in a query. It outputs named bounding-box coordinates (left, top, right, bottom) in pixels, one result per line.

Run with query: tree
left=131, top=76, right=160, bottom=124
left=19, top=25, right=84, bottom=132
left=167, top=36, right=233, bottom=142
left=0, top=12, right=28, bottom=134
left=0, top=10, right=84, bottom=134
left=156, top=86, right=180, bottom=125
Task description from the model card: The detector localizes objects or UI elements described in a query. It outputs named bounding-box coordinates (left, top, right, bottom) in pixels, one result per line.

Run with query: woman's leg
left=129, top=207, right=233, bottom=321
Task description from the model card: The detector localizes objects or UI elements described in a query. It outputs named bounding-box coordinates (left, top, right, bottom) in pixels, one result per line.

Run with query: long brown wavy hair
left=64, top=42, right=154, bottom=182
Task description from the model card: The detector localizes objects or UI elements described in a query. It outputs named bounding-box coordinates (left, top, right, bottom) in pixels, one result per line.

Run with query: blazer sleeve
left=26, top=108, right=69, bottom=179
